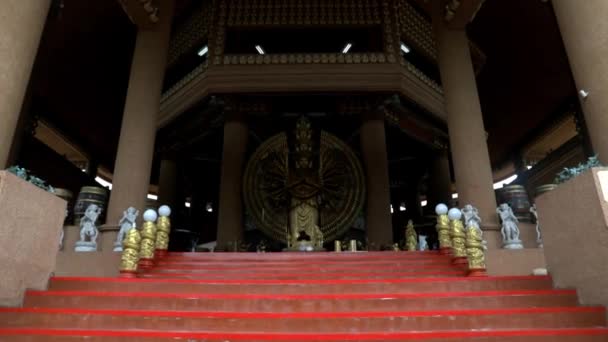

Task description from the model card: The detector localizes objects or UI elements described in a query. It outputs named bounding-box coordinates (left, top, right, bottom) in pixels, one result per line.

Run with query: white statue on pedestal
left=74, top=204, right=102, bottom=252
left=530, top=204, right=543, bottom=248
left=418, top=235, right=428, bottom=251
left=114, top=207, right=139, bottom=252
left=462, top=204, right=487, bottom=250
left=497, top=203, right=523, bottom=249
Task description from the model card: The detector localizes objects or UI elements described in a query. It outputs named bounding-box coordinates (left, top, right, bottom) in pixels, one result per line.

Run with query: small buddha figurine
left=405, top=220, right=417, bottom=251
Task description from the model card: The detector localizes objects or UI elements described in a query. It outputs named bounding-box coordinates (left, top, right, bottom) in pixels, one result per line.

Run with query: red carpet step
left=1, top=251, right=607, bottom=341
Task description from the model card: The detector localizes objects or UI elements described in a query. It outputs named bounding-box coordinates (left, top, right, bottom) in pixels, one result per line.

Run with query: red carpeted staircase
left=1, top=251, right=607, bottom=341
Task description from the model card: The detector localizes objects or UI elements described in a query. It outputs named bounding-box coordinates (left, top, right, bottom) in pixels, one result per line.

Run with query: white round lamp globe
left=435, top=203, right=448, bottom=215
left=448, top=208, right=462, bottom=221
left=158, top=205, right=171, bottom=217
left=143, top=209, right=158, bottom=222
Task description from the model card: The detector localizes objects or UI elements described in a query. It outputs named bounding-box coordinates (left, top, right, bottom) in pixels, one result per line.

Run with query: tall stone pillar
left=216, top=113, right=249, bottom=250
left=426, top=149, right=453, bottom=209
left=158, top=158, right=178, bottom=209
left=106, top=0, right=175, bottom=224
left=360, top=111, right=393, bottom=248
left=435, top=21, right=498, bottom=228
left=552, top=0, right=608, bottom=164
left=0, top=0, right=51, bottom=169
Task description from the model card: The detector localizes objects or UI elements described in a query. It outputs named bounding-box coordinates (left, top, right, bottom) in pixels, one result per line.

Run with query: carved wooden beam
left=117, top=0, right=159, bottom=29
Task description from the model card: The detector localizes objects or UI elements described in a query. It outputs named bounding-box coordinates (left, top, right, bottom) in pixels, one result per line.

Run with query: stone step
left=1, top=328, right=608, bottom=341
left=149, top=260, right=458, bottom=271
left=47, top=276, right=555, bottom=295
left=137, top=269, right=467, bottom=279
left=0, top=307, right=604, bottom=332
left=25, top=289, right=579, bottom=312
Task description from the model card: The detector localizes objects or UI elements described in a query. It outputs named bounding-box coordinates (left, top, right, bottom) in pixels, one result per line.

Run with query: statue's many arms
left=243, top=117, right=365, bottom=245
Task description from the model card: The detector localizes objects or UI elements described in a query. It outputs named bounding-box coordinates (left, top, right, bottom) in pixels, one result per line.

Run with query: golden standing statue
left=405, top=220, right=417, bottom=251
left=462, top=204, right=487, bottom=276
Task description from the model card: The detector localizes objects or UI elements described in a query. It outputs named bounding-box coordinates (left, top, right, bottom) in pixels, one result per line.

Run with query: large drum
left=499, top=185, right=532, bottom=223
left=535, top=184, right=557, bottom=198
left=74, top=186, right=108, bottom=225
left=54, top=188, right=74, bottom=225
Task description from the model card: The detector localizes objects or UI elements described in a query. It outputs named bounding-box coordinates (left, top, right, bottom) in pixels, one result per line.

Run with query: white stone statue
left=418, top=235, right=428, bottom=251
left=530, top=204, right=543, bottom=248
left=497, top=203, right=523, bottom=249
left=113, top=207, right=139, bottom=252
left=74, top=204, right=102, bottom=252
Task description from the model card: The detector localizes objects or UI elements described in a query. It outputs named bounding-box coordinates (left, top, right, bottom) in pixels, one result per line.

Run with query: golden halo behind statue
left=243, top=128, right=365, bottom=244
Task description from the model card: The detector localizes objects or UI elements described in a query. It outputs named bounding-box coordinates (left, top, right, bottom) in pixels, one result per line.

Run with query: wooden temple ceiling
left=26, top=0, right=578, bottom=178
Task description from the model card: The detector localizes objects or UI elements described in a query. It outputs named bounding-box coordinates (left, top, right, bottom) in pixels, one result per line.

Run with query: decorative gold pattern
left=396, top=0, right=437, bottom=61
left=167, top=1, right=212, bottom=67
left=139, top=221, right=157, bottom=260
left=155, top=216, right=171, bottom=250
left=436, top=213, right=451, bottom=249
left=119, top=228, right=141, bottom=273
left=405, top=219, right=417, bottom=251
left=223, top=53, right=389, bottom=66
left=466, top=225, right=486, bottom=270
left=450, top=217, right=467, bottom=259
left=224, top=0, right=382, bottom=26
left=243, top=120, right=365, bottom=244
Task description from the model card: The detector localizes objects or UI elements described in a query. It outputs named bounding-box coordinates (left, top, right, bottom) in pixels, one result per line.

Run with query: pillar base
left=452, top=256, right=468, bottom=265
left=155, top=249, right=168, bottom=259
left=468, top=268, right=488, bottom=277
left=139, top=258, right=154, bottom=269
left=119, top=270, right=138, bottom=279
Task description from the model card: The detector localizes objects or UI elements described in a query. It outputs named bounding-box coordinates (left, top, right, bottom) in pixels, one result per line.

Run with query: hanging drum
left=74, top=186, right=108, bottom=225
left=499, top=185, right=532, bottom=223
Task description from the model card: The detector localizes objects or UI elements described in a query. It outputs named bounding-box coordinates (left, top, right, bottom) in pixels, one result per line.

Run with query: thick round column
left=553, top=0, right=608, bottom=164
left=436, top=25, right=498, bottom=228
left=106, top=0, right=175, bottom=224
left=0, top=0, right=51, bottom=169
left=158, top=158, right=178, bottom=209
left=216, top=114, right=249, bottom=250
left=360, top=112, right=393, bottom=248
left=426, top=149, right=453, bottom=209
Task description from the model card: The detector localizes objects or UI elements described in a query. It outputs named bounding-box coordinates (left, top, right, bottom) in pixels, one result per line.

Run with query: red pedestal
left=439, top=247, right=452, bottom=255
left=452, top=256, right=468, bottom=265
left=468, top=268, right=488, bottom=277
left=119, top=270, right=138, bottom=278
left=155, top=249, right=168, bottom=259
left=139, top=258, right=154, bottom=269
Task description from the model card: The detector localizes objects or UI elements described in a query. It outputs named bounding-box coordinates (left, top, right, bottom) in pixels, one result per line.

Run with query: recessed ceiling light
left=342, top=43, right=353, bottom=54
left=255, top=45, right=265, bottom=55
left=197, top=45, right=208, bottom=57
left=400, top=43, right=411, bottom=54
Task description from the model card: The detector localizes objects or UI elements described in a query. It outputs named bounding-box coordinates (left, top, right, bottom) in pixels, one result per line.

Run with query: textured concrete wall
left=0, top=171, right=66, bottom=306
left=536, top=167, right=608, bottom=307
left=486, top=249, right=546, bottom=276
left=54, top=252, right=120, bottom=277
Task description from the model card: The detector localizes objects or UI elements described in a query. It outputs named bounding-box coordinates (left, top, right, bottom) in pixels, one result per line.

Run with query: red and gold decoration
left=155, top=205, right=172, bottom=259
left=119, top=226, right=142, bottom=278
left=139, top=209, right=158, bottom=269
left=466, top=225, right=487, bottom=276
left=448, top=208, right=468, bottom=265
left=435, top=204, right=451, bottom=255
